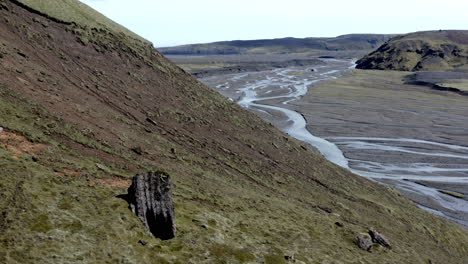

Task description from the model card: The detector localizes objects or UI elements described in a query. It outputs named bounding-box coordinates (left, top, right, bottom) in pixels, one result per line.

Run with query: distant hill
left=159, top=34, right=396, bottom=55
left=356, top=30, right=468, bottom=71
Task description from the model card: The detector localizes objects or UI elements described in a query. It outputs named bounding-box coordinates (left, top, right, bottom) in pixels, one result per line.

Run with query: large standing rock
left=127, top=171, right=176, bottom=240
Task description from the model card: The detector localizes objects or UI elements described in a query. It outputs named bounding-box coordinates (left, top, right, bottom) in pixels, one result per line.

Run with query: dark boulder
left=127, top=171, right=176, bottom=240
left=369, top=229, right=391, bottom=249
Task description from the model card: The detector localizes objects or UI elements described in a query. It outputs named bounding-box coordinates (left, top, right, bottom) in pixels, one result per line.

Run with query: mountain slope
left=14, top=0, right=146, bottom=41
left=159, top=34, right=395, bottom=55
left=356, top=30, right=468, bottom=71
left=0, top=1, right=467, bottom=263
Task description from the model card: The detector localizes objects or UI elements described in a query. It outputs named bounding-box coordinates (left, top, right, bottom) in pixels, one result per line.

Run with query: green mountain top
left=356, top=30, right=468, bottom=71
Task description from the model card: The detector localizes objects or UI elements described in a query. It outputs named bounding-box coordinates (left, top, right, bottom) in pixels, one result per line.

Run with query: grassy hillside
left=0, top=1, right=467, bottom=263
left=14, top=0, right=146, bottom=42
left=159, top=34, right=395, bottom=55
left=356, top=30, right=468, bottom=72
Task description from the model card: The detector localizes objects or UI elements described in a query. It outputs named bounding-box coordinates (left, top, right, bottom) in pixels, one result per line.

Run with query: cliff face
left=0, top=1, right=467, bottom=263
left=356, top=30, right=468, bottom=72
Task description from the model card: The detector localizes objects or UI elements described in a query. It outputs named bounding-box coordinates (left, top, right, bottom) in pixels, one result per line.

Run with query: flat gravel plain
left=201, top=60, right=468, bottom=227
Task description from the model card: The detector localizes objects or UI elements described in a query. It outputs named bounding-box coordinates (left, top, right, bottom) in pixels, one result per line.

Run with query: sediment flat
left=294, top=69, right=468, bottom=226
left=201, top=60, right=468, bottom=227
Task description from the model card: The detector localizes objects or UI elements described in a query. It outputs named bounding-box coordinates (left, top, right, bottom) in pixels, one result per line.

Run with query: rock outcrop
left=356, top=229, right=392, bottom=251
left=356, top=234, right=373, bottom=251
left=369, top=229, right=392, bottom=249
left=127, top=171, right=176, bottom=240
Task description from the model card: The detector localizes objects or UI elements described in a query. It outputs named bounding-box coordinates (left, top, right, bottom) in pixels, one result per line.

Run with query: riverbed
left=200, top=59, right=468, bottom=227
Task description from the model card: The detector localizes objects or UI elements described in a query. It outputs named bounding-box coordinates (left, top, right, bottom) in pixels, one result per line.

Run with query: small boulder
left=356, top=234, right=373, bottom=251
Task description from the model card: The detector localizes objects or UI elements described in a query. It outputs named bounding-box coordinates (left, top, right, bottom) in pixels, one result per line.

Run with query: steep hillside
left=356, top=30, right=468, bottom=71
left=159, top=34, right=395, bottom=55
left=0, top=1, right=467, bottom=263
left=13, top=0, right=146, bottom=41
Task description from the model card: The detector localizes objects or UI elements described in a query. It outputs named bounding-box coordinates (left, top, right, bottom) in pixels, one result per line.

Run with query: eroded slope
left=0, top=1, right=467, bottom=263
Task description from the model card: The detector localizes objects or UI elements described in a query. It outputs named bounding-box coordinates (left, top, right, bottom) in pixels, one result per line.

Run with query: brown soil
left=0, top=129, right=46, bottom=156
left=54, top=168, right=81, bottom=177
left=89, top=177, right=131, bottom=188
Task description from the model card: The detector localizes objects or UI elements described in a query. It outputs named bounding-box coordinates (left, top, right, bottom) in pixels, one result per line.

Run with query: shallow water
left=201, top=59, right=468, bottom=227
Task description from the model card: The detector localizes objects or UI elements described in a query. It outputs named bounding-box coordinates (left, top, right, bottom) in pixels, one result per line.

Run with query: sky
left=80, top=0, right=468, bottom=47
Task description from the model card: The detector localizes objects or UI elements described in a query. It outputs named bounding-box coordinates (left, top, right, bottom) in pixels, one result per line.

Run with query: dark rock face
left=127, top=171, right=176, bottom=240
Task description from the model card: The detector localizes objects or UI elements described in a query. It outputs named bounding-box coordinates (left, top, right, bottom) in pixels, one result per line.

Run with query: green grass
left=264, top=254, right=287, bottom=264
left=437, top=80, right=468, bottom=92
left=286, top=71, right=306, bottom=75
left=209, top=244, right=255, bottom=263
left=357, top=30, right=468, bottom=72
left=179, top=63, right=237, bottom=72
left=16, top=0, right=146, bottom=42
left=439, top=190, right=465, bottom=199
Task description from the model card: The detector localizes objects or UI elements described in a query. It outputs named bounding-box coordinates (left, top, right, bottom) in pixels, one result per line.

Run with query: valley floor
left=200, top=60, right=468, bottom=227
left=165, top=51, right=365, bottom=78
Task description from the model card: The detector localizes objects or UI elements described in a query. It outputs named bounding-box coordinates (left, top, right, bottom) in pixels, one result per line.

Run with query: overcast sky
left=80, top=0, right=468, bottom=47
